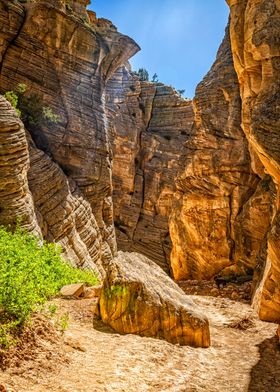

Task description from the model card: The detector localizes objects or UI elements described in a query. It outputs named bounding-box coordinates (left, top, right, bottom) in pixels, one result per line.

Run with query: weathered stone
left=227, top=0, right=280, bottom=323
left=0, top=96, right=39, bottom=233
left=169, top=24, right=262, bottom=281
left=106, top=66, right=194, bottom=272
left=83, top=285, right=102, bottom=299
left=0, top=0, right=139, bottom=275
left=60, top=283, right=85, bottom=298
left=99, top=252, right=210, bottom=347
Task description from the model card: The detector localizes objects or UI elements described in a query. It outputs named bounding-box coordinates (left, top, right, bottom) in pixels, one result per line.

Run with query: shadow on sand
left=248, top=335, right=280, bottom=392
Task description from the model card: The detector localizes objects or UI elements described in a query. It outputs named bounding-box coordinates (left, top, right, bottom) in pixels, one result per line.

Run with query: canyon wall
left=0, top=0, right=139, bottom=276
left=106, top=66, right=194, bottom=272
left=227, top=0, right=280, bottom=322
left=169, top=26, right=273, bottom=282
left=0, top=0, right=279, bottom=325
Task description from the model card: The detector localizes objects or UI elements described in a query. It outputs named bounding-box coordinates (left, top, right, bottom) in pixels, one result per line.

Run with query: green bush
left=3, top=84, right=60, bottom=126
left=0, top=226, right=98, bottom=325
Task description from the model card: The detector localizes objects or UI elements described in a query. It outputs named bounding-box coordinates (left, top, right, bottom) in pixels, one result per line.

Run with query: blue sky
left=89, top=1, right=229, bottom=98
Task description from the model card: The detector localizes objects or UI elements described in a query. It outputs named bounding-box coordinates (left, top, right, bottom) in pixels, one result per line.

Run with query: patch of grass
left=0, top=226, right=98, bottom=347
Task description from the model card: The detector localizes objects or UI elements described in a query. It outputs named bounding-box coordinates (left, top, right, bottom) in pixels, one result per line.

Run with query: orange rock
left=60, top=283, right=85, bottom=298
left=100, top=252, right=210, bottom=348
left=83, top=285, right=102, bottom=299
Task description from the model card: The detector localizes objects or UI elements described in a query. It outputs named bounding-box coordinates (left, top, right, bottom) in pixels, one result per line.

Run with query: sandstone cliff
left=106, top=66, right=194, bottom=272
left=0, top=0, right=139, bottom=275
left=169, top=25, right=273, bottom=283
left=227, top=0, right=280, bottom=322
left=0, top=0, right=210, bottom=346
left=0, top=0, right=279, bottom=338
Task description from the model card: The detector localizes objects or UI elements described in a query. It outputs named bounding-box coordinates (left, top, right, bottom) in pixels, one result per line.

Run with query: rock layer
left=227, top=0, right=280, bottom=322
left=0, top=0, right=139, bottom=274
left=106, top=66, right=194, bottom=272
left=0, top=96, right=38, bottom=232
left=99, top=251, right=210, bottom=347
left=169, top=25, right=269, bottom=281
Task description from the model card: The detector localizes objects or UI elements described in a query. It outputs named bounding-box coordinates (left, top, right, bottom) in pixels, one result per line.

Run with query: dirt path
left=1, top=296, right=279, bottom=392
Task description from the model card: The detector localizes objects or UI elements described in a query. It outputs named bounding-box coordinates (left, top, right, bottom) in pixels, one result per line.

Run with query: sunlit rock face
left=169, top=26, right=272, bottom=281
left=227, top=0, right=280, bottom=322
left=106, top=66, right=194, bottom=273
left=99, top=251, right=210, bottom=348
left=0, top=0, right=139, bottom=275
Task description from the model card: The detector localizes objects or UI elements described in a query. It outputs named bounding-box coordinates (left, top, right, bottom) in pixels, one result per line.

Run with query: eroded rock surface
left=106, top=66, right=194, bottom=272
left=99, top=251, right=210, bottom=347
left=169, top=26, right=269, bottom=281
left=227, top=0, right=280, bottom=322
left=0, top=0, right=139, bottom=274
left=0, top=96, right=38, bottom=232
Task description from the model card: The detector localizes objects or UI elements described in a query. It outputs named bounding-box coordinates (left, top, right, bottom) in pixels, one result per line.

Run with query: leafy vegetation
left=0, top=226, right=98, bottom=347
left=3, top=83, right=60, bottom=127
left=133, top=68, right=150, bottom=81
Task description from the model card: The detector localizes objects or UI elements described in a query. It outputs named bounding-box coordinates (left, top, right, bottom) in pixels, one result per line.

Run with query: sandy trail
left=1, top=295, right=279, bottom=392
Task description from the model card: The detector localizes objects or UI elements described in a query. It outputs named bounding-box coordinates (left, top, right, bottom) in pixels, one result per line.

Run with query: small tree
left=177, top=89, right=185, bottom=97
left=136, top=68, right=149, bottom=81
left=151, top=73, right=159, bottom=83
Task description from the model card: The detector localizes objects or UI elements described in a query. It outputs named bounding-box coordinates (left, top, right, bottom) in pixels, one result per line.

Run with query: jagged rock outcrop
left=169, top=25, right=271, bottom=281
left=99, top=251, right=210, bottom=347
left=227, top=0, right=280, bottom=322
left=0, top=0, right=139, bottom=274
left=106, top=66, right=194, bottom=272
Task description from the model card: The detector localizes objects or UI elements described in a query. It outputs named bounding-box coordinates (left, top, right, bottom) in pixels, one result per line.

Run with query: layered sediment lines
left=227, top=0, right=280, bottom=322
left=106, top=67, right=194, bottom=272
left=0, top=0, right=139, bottom=274
left=169, top=26, right=273, bottom=282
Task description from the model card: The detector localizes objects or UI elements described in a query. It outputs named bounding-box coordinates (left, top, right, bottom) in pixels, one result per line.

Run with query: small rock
left=60, top=283, right=85, bottom=298
left=64, top=336, right=87, bottom=352
left=83, top=285, right=102, bottom=299
left=210, top=288, right=219, bottom=296
left=231, top=291, right=239, bottom=301
left=0, top=385, right=15, bottom=392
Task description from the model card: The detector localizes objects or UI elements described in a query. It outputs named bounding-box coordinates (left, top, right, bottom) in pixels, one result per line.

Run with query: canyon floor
left=0, top=292, right=279, bottom=392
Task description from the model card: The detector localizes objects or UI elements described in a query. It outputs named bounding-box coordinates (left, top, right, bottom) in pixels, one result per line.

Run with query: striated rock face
left=169, top=26, right=269, bottom=281
left=227, top=0, right=280, bottom=322
left=0, top=0, right=139, bottom=275
left=99, top=251, right=210, bottom=347
left=0, top=1, right=211, bottom=347
left=106, top=66, right=194, bottom=272
left=0, top=96, right=39, bottom=233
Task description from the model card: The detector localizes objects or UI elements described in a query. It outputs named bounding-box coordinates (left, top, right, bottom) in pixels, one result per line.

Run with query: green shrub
left=3, top=90, right=21, bottom=117
left=0, top=226, right=98, bottom=326
left=133, top=68, right=149, bottom=81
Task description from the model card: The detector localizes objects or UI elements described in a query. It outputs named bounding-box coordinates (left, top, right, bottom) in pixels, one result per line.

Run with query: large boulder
left=99, top=252, right=210, bottom=348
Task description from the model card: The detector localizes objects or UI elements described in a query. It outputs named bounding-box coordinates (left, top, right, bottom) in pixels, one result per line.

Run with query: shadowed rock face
left=100, top=251, right=210, bottom=347
left=106, top=66, right=194, bottom=273
left=0, top=0, right=139, bottom=275
left=0, top=96, right=39, bottom=233
left=227, top=0, right=280, bottom=322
